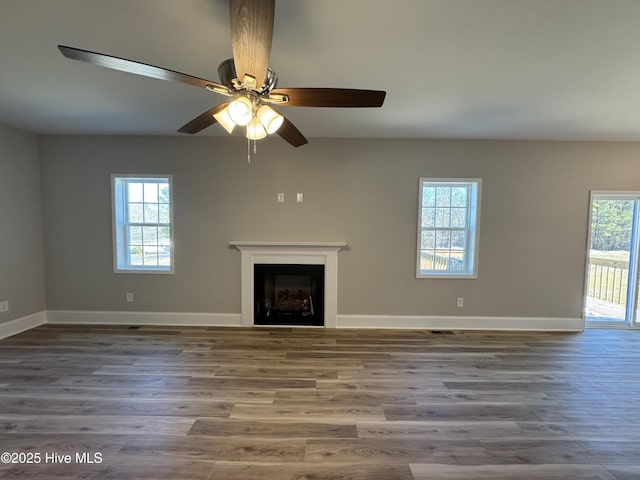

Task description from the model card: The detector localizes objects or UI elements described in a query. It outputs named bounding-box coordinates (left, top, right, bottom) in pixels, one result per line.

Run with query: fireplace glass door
left=254, top=264, right=325, bottom=326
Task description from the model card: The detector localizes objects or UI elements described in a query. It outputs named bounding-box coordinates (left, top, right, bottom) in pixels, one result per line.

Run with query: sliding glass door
left=585, top=193, right=640, bottom=327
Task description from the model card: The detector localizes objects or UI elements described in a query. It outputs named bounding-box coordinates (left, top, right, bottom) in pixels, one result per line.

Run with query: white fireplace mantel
left=229, top=241, right=347, bottom=327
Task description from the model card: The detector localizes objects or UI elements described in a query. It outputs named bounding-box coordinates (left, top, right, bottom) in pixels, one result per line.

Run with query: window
left=112, top=175, right=173, bottom=273
left=417, top=178, right=481, bottom=278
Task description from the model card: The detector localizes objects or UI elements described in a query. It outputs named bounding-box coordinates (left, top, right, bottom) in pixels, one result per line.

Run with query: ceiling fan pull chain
left=253, top=139, right=257, bottom=155
left=247, top=136, right=251, bottom=164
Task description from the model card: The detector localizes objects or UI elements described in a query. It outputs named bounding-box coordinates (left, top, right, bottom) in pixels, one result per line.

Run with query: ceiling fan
left=58, top=0, right=386, bottom=149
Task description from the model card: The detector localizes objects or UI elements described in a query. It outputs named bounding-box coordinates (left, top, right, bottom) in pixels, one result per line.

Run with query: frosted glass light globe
left=228, top=96, right=253, bottom=126
left=256, top=105, right=284, bottom=134
left=246, top=117, right=267, bottom=140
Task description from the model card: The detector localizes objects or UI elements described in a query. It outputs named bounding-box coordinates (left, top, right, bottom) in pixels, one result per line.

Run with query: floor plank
left=210, top=462, right=414, bottom=479
left=604, top=465, right=640, bottom=480
left=411, top=463, right=618, bottom=479
left=382, top=403, right=540, bottom=421
left=0, top=414, right=196, bottom=435
left=0, top=458, right=214, bottom=480
left=118, top=435, right=305, bottom=462
left=356, top=420, right=523, bottom=439
left=188, top=418, right=357, bottom=438
left=0, top=397, right=233, bottom=417
left=231, top=403, right=385, bottom=421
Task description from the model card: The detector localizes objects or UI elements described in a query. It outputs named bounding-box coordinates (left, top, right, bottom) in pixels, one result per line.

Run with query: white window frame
left=111, top=174, right=174, bottom=274
left=416, top=178, right=481, bottom=279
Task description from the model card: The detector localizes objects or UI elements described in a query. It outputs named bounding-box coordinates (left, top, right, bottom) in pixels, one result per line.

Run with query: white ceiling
left=2, top=0, right=640, bottom=141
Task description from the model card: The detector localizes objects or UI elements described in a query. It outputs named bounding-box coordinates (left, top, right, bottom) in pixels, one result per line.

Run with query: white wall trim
left=337, top=314, right=584, bottom=331
left=0, top=311, right=584, bottom=337
left=47, top=310, right=242, bottom=327
left=0, top=311, right=47, bottom=339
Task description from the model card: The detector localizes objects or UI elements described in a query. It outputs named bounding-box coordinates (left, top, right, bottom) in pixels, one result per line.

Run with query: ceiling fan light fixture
left=213, top=105, right=236, bottom=133
left=246, top=116, right=267, bottom=140
left=228, top=96, right=253, bottom=126
left=256, top=104, right=284, bottom=134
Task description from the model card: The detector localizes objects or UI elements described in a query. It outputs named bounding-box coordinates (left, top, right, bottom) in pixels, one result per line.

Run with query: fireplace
left=254, top=264, right=324, bottom=326
left=229, top=241, right=347, bottom=328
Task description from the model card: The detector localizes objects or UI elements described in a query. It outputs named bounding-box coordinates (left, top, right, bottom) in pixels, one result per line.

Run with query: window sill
left=417, top=273, right=478, bottom=279
left=114, top=268, right=174, bottom=275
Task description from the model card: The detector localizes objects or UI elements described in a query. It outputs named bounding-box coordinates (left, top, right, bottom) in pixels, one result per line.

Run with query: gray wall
left=0, top=124, right=46, bottom=323
left=39, top=135, right=640, bottom=318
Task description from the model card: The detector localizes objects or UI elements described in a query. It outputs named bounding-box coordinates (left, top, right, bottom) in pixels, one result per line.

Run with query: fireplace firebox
left=254, top=264, right=325, bottom=326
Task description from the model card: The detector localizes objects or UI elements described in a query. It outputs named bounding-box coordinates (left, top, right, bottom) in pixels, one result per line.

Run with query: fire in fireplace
left=254, top=264, right=325, bottom=326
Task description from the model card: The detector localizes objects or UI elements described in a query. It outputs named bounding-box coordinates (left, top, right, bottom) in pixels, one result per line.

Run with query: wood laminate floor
left=0, top=325, right=638, bottom=479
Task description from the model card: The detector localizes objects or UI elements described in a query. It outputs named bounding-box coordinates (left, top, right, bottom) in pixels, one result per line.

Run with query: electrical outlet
left=456, top=297, right=464, bottom=308
left=0, top=301, right=8, bottom=313
left=126, top=292, right=134, bottom=303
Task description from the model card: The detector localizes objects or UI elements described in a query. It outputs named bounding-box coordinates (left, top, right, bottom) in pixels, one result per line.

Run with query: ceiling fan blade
left=58, top=45, right=230, bottom=93
left=274, top=111, right=308, bottom=147
left=270, top=88, right=386, bottom=108
left=230, top=0, right=275, bottom=88
left=178, top=102, right=230, bottom=134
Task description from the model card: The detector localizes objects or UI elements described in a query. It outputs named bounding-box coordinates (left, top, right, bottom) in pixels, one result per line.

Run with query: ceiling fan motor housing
left=217, top=58, right=278, bottom=94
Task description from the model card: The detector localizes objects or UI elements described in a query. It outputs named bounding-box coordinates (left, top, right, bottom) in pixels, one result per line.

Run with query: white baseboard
left=336, top=314, right=584, bottom=331
left=47, top=310, right=242, bottom=327
left=0, top=311, right=47, bottom=339
left=0, top=310, right=584, bottom=337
